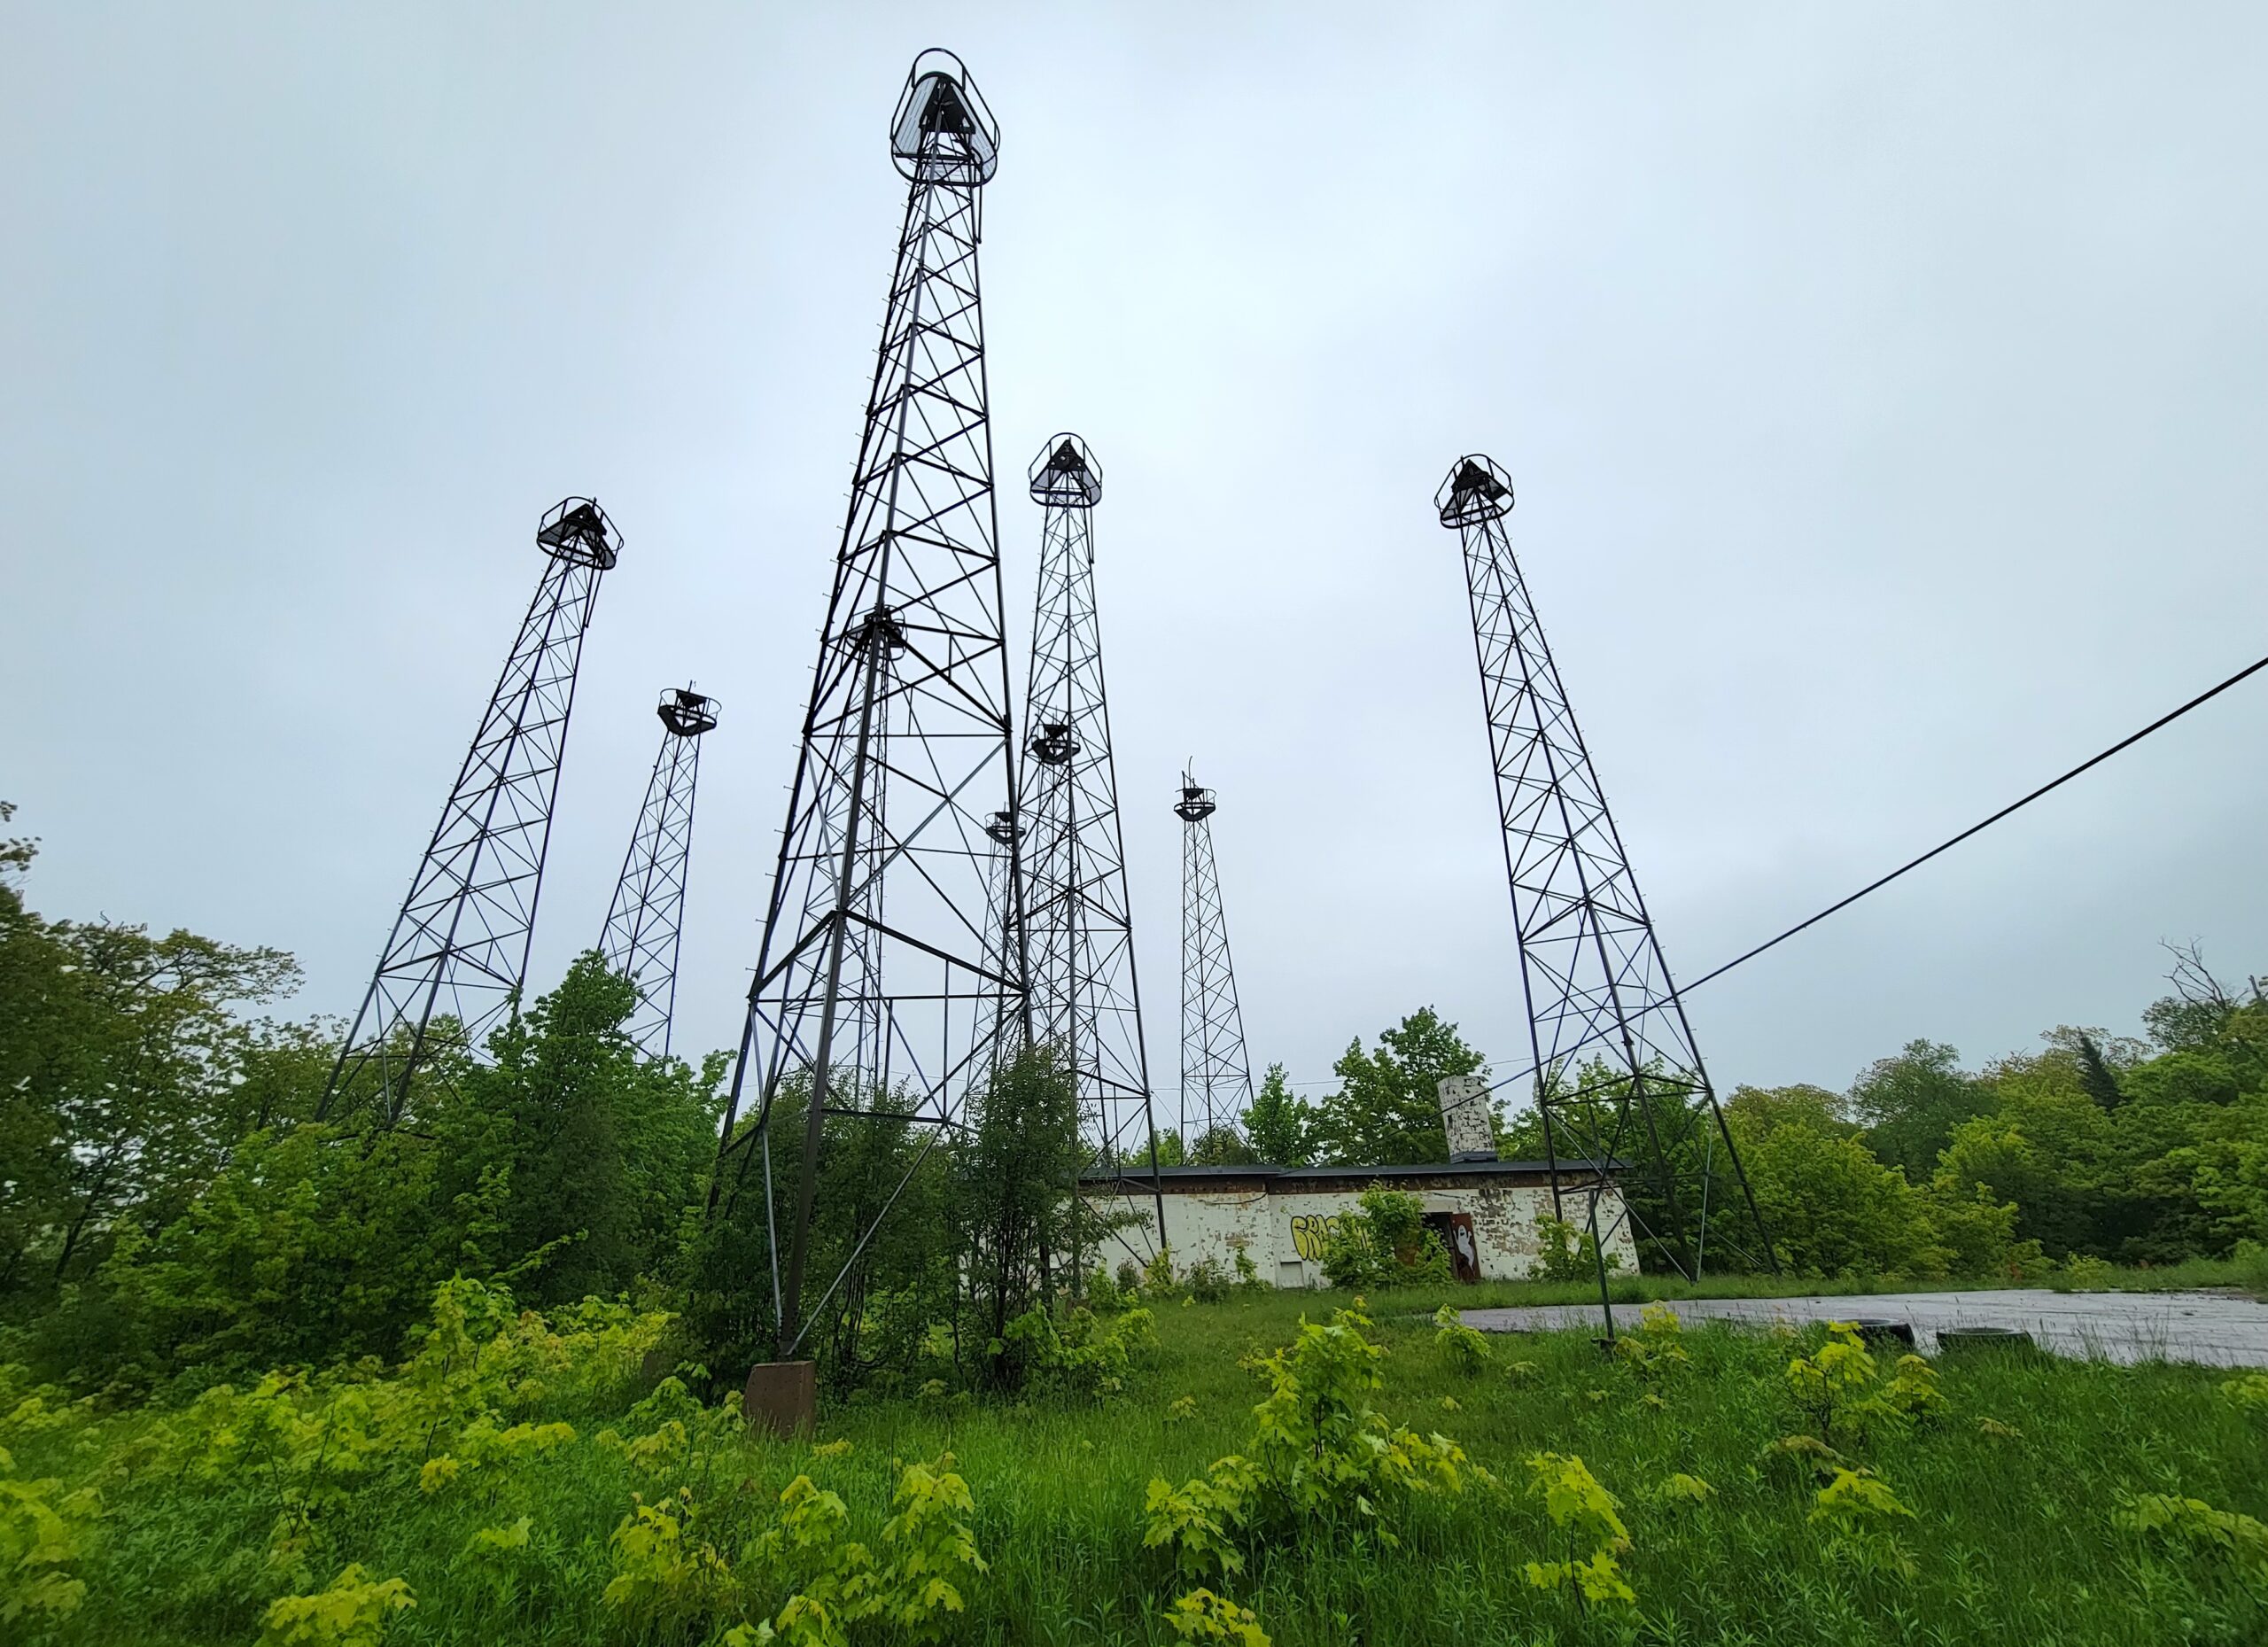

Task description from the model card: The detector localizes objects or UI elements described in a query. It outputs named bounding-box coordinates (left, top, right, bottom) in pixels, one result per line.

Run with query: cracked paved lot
left=1462, top=1288, right=2268, bottom=1367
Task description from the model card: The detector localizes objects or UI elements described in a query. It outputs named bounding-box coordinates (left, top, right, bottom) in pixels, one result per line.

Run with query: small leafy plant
left=1809, top=1467, right=1918, bottom=1580
left=259, top=1565, right=416, bottom=1647
left=1533, top=1216, right=1620, bottom=1284
left=1785, top=1323, right=1882, bottom=1443
left=0, top=1453, right=101, bottom=1627
left=1652, top=1472, right=1714, bottom=1507
left=1140, top=1306, right=1489, bottom=1580
left=1163, top=1588, right=1271, bottom=1645
left=2222, top=1372, right=2268, bottom=1416
left=1145, top=1471, right=1247, bottom=1581
left=2115, top=1492, right=2268, bottom=1581
left=1522, top=1452, right=1635, bottom=1612
left=1433, top=1304, right=1492, bottom=1375
left=1611, top=1303, right=1689, bottom=1380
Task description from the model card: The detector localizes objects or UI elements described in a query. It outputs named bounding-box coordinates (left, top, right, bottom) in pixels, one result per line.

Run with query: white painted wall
left=1091, top=1174, right=1640, bottom=1288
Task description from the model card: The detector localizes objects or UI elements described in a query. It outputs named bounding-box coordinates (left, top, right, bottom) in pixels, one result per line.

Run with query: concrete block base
left=743, top=1359, right=817, bottom=1438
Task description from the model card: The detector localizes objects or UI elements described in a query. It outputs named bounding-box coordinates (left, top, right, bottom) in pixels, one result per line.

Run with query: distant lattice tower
left=1436, top=454, right=1775, bottom=1286
left=1016, top=433, right=1166, bottom=1249
left=600, top=685, right=719, bottom=1059
left=711, top=50, right=1027, bottom=1354
left=1175, top=770, right=1254, bottom=1147
left=320, top=496, right=621, bottom=1126
left=978, top=807, right=1025, bottom=1066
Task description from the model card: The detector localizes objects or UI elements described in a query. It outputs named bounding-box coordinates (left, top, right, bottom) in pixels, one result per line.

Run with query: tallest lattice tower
left=714, top=52, right=1023, bottom=1349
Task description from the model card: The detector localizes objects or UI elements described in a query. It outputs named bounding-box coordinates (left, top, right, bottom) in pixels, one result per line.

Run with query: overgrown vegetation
left=4, top=1279, right=2264, bottom=1643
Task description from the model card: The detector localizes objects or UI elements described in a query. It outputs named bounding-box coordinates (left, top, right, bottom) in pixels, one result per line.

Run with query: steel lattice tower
left=1175, top=771, right=1253, bottom=1146
left=1016, top=434, right=1165, bottom=1247
left=1437, top=454, right=1775, bottom=1294
left=601, top=685, right=719, bottom=1059
left=320, top=497, right=621, bottom=1126
left=713, top=50, right=1025, bottom=1351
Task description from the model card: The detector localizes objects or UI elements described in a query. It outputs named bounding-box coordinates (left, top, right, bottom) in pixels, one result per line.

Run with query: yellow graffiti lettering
left=1289, top=1213, right=1339, bottom=1262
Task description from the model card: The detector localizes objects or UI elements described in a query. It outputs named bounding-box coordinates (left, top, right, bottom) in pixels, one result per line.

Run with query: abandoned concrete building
left=1083, top=1160, right=1638, bottom=1288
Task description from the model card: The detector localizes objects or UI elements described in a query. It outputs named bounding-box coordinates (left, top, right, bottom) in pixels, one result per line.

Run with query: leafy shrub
left=1532, top=1216, right=1620, bottom=1284
left=1163, top=1588, right=1271, bottom=1644
left=602, top=1488, right=736, bottom=1632
left=1142, top=1307, right=1488, bottom=1577
left=0, top=1455, right=101, bottom=1627
left=603, top=1453, right=989, bottom=1645
left=2052, top=1254, right=2118, bottom=1291
left=1144, top=1472, right=1247, bottom=1581
left=1432, top=1304, right=1491, bottom=1374
left=1522, top=1452, right=1635, bottom=1612
left=745, top=1474, right=871, bottom=1643
left=1245, top=1307, right=1482, bottom=1523
left=1084, top=1266, right=1129, bottom=1313
left=455, top=1516, right=533, bottom=1608
left=1652, top=1472, right=1714, bottom=1507
left=1883, top=1354, right=1945, bottom=1424
left=1317, top=1222, right=1382, bottom=1290
left=868, top=1454, right=989, bottom=1643
left=1786, top=1324, right=1880, bottom=1442
left=1000, top=1304, right=1156, bottom=1401
left=2221, top=1372, right=2268, bottom=1415
left=2115, top=1493, right=2268, bottom=1579
left=1142, top=1247, right=1177, bottom=1296
left=1610, top=1303, right=1689, bottom=1379
left=260, top=1565, right=416, bottom=1647
left=1184, top=1257, right=1233, bottom=1304
left=1761, top=1433, right=1851, bottom=1482
left=1810, top=1468, right=1918, bottom=1579
left=1231, top=1244, right=1264, bottom=1293
left=1783, top=1323, right=1948, bottom=1449
left=1319, top=1190, right=1452, bottom=1288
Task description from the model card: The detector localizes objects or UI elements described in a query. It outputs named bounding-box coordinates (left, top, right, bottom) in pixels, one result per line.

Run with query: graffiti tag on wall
left=1288, top=1213, right=1340, bottom=1262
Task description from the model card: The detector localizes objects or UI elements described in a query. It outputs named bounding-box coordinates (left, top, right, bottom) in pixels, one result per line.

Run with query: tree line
left=5, top=798, right=2264, bottom=1397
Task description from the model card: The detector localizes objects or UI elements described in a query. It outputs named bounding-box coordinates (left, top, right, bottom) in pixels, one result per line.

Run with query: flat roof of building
left=1079, top=1159, right=1621, bottom=1190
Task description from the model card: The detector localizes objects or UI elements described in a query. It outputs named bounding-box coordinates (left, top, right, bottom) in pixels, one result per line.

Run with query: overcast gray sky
left=5, top=4, right=2266, bottom=1111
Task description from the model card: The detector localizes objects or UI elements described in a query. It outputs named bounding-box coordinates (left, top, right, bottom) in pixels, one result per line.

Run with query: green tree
left=1848, top=1039, right=1994, bottom=1183
left=1724, top=1084, right=1853, bottom=1138
left=1187, top=1124, right=1258, bottom=1167
left=439, top=951, right=724, bottom=1306
left=1312, top=1008, right=1485, bottom=1167
left=1242, top=1063, right=1314, bottom=1167
left=1725, top=1097, right=1949, bottom=1278
left=0, top=817, right=300, bottom=1298
left=0, top=810, right=77, bottom=1296
left=951, top=1046, right=1093, bottom=1385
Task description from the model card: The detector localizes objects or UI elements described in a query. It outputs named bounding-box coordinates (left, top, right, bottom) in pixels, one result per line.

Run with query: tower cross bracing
left=1015, top=433, right=1165, bottom=1249
left=712, top=50, right=1024, bottom=1351
left=320, top=497, right=620, bottom=1127
left=1438, top=454, right=1775, bottom=1290
left=601, top=684, right=718, bottom=1059
left=1175, top=772, right=1253, bottom=1147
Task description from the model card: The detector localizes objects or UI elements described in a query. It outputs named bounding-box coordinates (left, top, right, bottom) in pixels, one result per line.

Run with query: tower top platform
left=536, top=497, right=622, bottom=569
left=891, top=50, right=998, bottom=185
left=657, top=685, right=719, bottom=738
left=1435, top=455, right=1514, bottom=529
left=1029, top=433, right=1103, bottom=507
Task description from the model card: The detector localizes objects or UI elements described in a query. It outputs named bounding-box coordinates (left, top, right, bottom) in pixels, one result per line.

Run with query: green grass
left=11, top=1282, right=2268, bottom=1646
